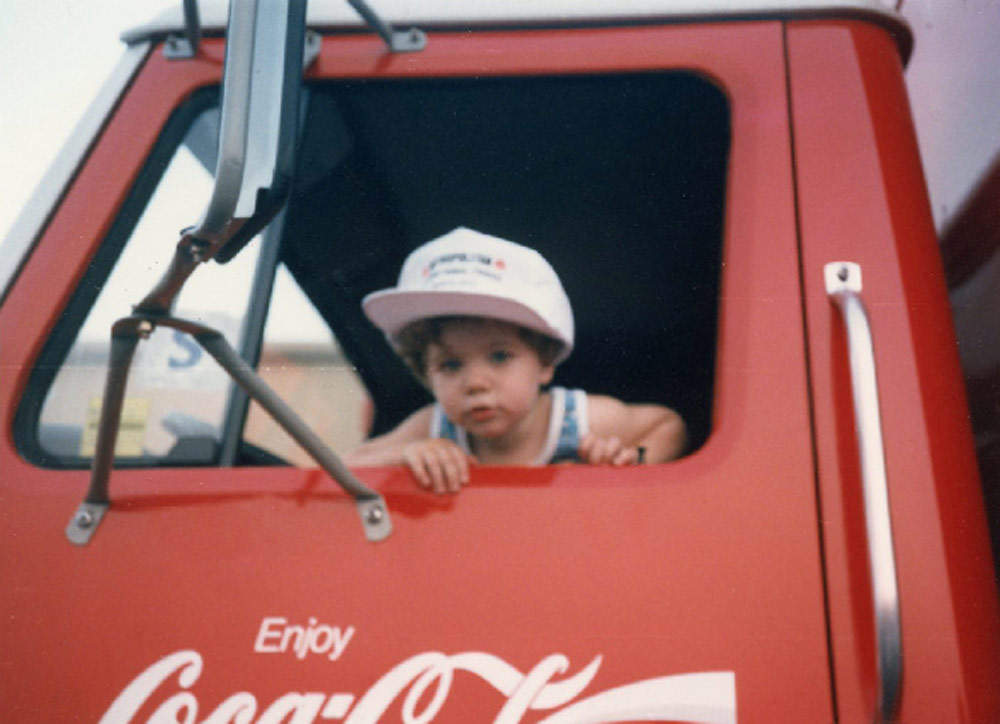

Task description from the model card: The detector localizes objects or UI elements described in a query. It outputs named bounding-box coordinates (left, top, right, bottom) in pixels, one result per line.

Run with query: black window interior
left=282, top=73, right=730, bottom=451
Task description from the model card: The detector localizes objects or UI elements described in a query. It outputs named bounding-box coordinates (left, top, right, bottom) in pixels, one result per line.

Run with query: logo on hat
left=361, top=227, right=575, bottom=364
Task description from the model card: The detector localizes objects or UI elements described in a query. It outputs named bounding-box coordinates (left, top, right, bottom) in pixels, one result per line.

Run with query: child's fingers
left=604, top=436, right=624, bottom=463
left=403, top=443, right=446, bottom=492
left=588, top=436, right=611, bottom=464
left=612, top=446, right=638, bottom=466
left=426, top=452, right=449, bottom=494
left=583, top=437, right=602, bottom=464
left=438, top=446, right=468, bottom=492
left=434, top=443, right=472, bottom=492
left=403, top=446, right=433, bottom=489
left=581, top=435, right=638, bottom=465
left=591, top=436, right=623, bottom=464
left=404, top=441, right=470, bottom=494
left=425, top=446, right=456, bottom=494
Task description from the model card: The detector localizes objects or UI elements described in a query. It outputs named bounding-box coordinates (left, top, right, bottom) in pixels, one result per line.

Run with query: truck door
left=788, top=20, right=1000, bottom=722
left=2, top=20, right=837, bottom=722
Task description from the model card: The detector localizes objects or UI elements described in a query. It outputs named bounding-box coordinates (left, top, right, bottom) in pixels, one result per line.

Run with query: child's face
left=425, top=319, right=555, bottom=441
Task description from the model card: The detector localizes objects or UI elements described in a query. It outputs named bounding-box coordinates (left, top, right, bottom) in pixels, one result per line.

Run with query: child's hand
left=403, top=439, right=477, bottom=494
left=578, top=433, right=641, bottom=466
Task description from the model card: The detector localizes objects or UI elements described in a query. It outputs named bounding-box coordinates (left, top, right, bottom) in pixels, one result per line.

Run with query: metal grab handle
left=825, top=262, right=902, bottom=722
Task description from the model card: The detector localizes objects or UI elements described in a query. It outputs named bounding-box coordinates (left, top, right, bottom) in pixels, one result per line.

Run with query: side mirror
left=195, top=0, right=307, bottom=263
left=70, top=0, right=394, bottom=546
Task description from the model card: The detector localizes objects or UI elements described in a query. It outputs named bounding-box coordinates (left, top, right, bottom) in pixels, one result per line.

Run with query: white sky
left=2, top=1, right=999, bottom=244
left=1, top=1, right=175, bottom=240
left=902, top=1, right=1000, bottom=225
left=0, top=0, right=338, bottom=345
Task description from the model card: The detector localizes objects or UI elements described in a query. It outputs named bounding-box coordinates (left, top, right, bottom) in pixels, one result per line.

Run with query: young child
left=345, top=227, right=686, bottom=493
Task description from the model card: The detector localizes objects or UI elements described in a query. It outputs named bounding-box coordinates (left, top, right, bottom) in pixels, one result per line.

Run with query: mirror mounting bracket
left=67, top=0, right=396, bottom=547
left=346, top=0, right=426, bottom=52
left=66, top=311, right=393, bottom=546
left=164, top=0, right=202, bottom=59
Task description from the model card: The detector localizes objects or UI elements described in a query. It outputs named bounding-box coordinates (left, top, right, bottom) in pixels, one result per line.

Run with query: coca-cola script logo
left=101, top=653, right=736, bottom=723
left=99, top=619, right=736, bottom=723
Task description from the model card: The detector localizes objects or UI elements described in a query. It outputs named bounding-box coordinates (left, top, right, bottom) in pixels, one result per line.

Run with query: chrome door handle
left=825, top=262, right=902, bottom=723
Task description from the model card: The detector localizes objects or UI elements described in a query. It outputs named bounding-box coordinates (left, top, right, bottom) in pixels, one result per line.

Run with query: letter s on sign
left=168, top=330, right=202, bottom=369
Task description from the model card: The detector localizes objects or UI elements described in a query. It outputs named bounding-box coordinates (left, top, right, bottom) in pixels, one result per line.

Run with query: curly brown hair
left=394, top=316, right=563, bottom=382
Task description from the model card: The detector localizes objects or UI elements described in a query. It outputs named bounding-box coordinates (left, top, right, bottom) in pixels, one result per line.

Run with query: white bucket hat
left=363, top=227, right=575, bottom=363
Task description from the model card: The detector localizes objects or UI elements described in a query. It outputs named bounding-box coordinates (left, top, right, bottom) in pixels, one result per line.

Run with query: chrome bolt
left=137, top=320, right=154, bottom=339
left=837, top=265, right=850, bottom=282
left=366, top=505, right=384, bottom=525
left=75, top=510, right=94, bottom=529
left=188, top=240, right=211, bottom=264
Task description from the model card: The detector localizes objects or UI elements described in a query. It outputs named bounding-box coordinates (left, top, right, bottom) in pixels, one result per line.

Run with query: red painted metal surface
left=788, top=20, right=1000, bottom=723
left=0, top=23, right=831, bottom=721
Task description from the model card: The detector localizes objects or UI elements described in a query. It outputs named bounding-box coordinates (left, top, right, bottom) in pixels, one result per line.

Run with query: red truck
left=1, top=1, right=998, bottom=721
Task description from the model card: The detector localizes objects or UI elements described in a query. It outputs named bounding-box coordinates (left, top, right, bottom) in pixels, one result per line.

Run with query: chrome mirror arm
left=67, top=313, right=393, bottom=546
left=66, top=0, right=393, bottom=546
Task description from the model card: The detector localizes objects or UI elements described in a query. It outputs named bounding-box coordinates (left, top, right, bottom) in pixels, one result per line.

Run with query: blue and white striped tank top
left=430, top=386, right=589, bottom=465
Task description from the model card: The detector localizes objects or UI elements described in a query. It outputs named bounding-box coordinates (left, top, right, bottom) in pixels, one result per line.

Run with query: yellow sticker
left=80, top=397, right=151, bottom=457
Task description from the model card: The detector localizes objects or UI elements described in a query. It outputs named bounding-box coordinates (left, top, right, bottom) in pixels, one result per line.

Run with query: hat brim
left=363, top=289, right=571, bottom=363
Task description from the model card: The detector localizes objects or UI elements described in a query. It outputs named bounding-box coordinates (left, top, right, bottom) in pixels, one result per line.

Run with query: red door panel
left=1, top=23, right=832, bottom=721
left=788, top=20, right=1000, bottom=723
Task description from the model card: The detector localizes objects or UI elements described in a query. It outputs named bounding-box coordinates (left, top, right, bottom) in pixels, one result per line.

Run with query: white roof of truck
left=123, top=0, right=911, bottom=57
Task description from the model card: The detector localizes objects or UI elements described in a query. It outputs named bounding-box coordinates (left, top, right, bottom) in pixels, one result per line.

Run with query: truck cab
left=1, top=1, right=998, bottom=721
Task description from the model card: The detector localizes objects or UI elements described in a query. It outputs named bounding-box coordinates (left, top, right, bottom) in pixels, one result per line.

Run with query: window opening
left=34, top=102, right=264, bottom=466
left=242, top=264, right=371, bottom=466
left=25, top=70, right=729, bottom=470
left=282, top=72, right=730, bottom=453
